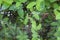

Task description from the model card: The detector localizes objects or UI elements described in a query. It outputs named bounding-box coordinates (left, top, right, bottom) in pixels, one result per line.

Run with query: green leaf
left=0, top=0, right=2, bottom=6
left=54, top=9, right=60, bottom=19
left=17, top=5, right=24, bottom=18
left=30, top=18, right=37, bottom=30
left=53, top=3, right=59, bottom=9
left=32, top=31, right=40, bottom=40
left=16, top=2, right=21, bottom=8
left=9, top=5, right=16, bottom=10
left=49, top=0, right=56, bottom=2
left=16, top=31, right=28, bottom=40
left=57, top=6, right=60, bottom=10
left=2, top=3, right=10, bottom=10
left=24, top=14, right=28, bottom=25
left=45, top=2, right=50, bottom=9
left=57, top=37, right=60, bottom=40
left=32, top=31, right=39, bottom=40
left=37, top=24, right=41, bottom=30
left=3, top=18, right=9, bottom=23
left=19, top=0, right=27, bottom=3
left=36, top=0, right=45, bottom=11
left=3, top=0, right=13, bottom=4
left=33, top=13, right=40, bottom=20
left=54, top=27, right=60, bottom=37
left=27, top=2, right=36, bottom=8
left=30, top=17, right=41, bottom=31
left=0, top=14, right=3, bottom=20
left=51, top=22, right=58, bottom=26
left=27, top=2, right=36, bottom=11
left=32, top=32, right=38, bottom=37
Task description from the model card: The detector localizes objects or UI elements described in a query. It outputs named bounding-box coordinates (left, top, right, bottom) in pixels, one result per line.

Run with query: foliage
left=0, top=0, right=60, bottom=40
